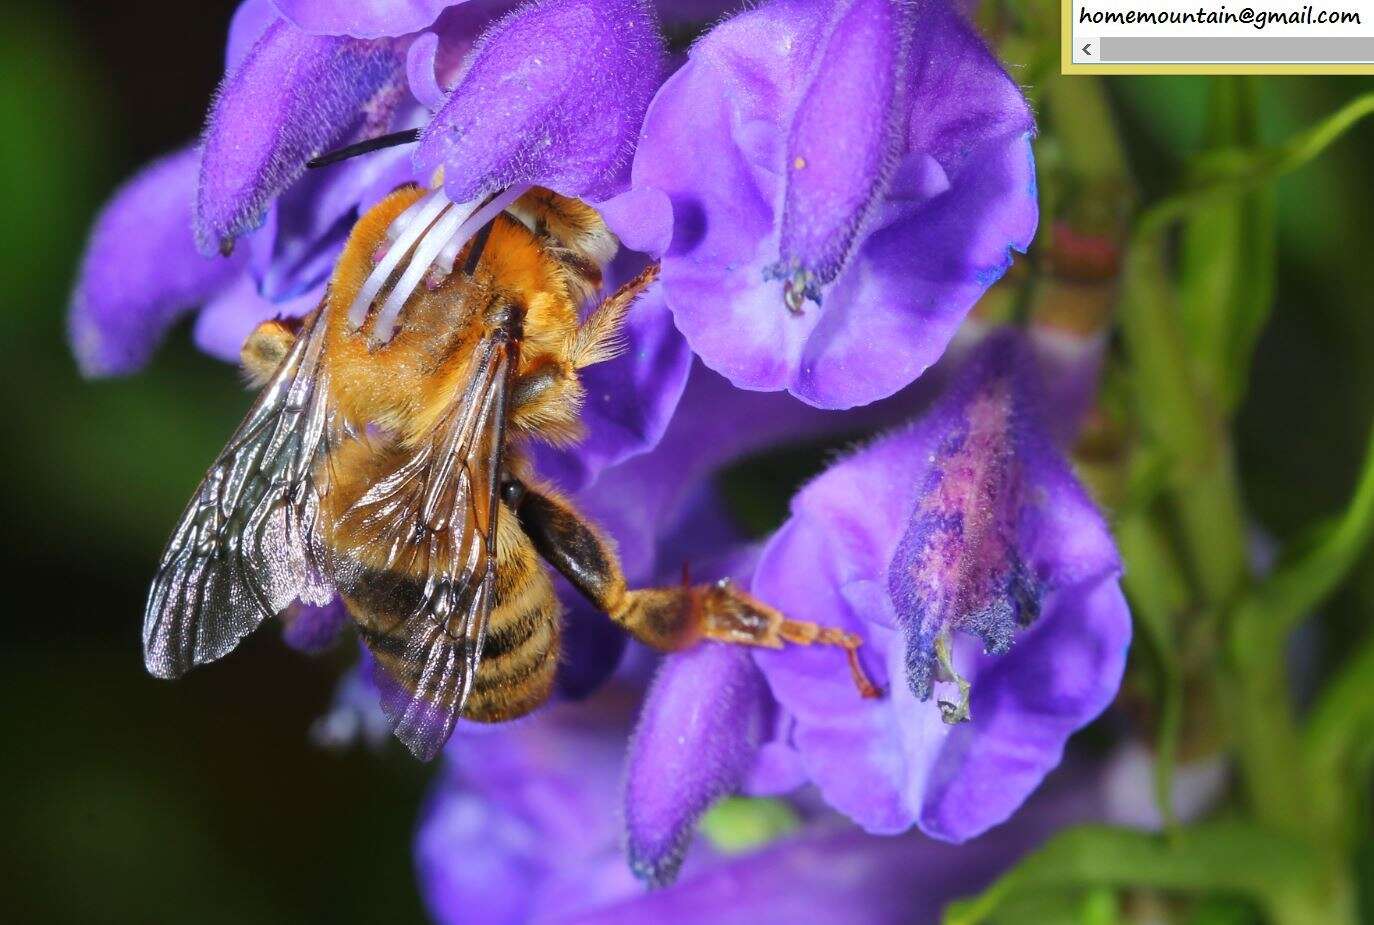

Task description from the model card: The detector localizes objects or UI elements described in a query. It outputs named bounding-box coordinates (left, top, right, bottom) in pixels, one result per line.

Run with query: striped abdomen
left=465, top=515, right=562, bottom=722
left=334, top=501, right=563, bottom=725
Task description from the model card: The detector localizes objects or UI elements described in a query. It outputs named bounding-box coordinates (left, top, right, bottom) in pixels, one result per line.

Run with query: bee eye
left=500, top=479, right=526, bottom=508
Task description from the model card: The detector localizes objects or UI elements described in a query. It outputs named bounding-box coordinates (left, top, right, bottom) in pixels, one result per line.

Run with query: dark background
left=4, top=1, right=1374, bottom=922
left=1, top=2, right=430, bottom=922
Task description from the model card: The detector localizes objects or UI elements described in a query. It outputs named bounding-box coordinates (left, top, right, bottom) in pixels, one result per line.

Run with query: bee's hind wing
left=333, top=324, right=516, bottom=761
left=143, top=309, right=336, bottom=679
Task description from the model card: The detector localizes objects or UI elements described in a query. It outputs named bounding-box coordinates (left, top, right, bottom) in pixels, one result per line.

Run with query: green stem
left=942, top=823, right=1339, bottom=925
left=1139, top=92, right=1374, bottom=237
left=1042, top=75, right=1131, bottom=182
left=1115, top=512, right=1190, bottom=834
left=1118, top=236, right=1250, bottom=608
left=1122, top=92, right=1374, bottom=838
left=1234, top=420, right=1374, bottom=838
left=1306, top=635, right=1374, bottom=846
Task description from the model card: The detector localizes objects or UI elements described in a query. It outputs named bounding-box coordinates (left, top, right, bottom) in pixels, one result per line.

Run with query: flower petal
left=417, top=706, right=641, bottom=925
left=69, top=148, right=247, bottom=377
left=280, top=597, right=349, bottom=652
left=226, top=0, right=280, bottom=71
left=249, top=122, right=420, bottom=300
left=405, top=31, right=448, bottom=109
left=656, top=0, right=749, bottom=23
left=196, top=19, right=405, bottom=255
left=533, top=253, right=691, bottom=492
left=751, top=331, right=1130, bottom=840
left=632, top=0, right=1037, bottom=408
left=192, top=275, right=324, bottom=363
left=774, top=0, right=911, bottom=298
left=415, top=0, right=665, bottom=202
left=790, top=130, right=1037, bottom=407
left=626, top=645, right=772, bottom=885
left=272, top=0, right=467, bottom=39
left=564, top=767, right=1096, bottom=925
left=595, top=186, right=673, bottom=257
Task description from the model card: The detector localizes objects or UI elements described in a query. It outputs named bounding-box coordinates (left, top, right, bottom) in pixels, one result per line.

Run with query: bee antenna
left=306, top=128, right=422, bottom=169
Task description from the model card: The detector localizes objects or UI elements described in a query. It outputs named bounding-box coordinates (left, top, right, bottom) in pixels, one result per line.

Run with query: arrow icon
left=1082, top=42, right=1093, bottom=55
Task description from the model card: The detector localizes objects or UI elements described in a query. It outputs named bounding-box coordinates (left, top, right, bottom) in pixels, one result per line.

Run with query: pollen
left=793, top=156, right=807, bottom=171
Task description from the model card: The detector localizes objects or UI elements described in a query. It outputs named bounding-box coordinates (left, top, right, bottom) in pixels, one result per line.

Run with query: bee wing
left=144, top=310, right=336, bottom=679
left=335, top=326, right=515, bottom=761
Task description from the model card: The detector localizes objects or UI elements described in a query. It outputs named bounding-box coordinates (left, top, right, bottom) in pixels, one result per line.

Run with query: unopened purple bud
left=415, top=0, right=665, bottom=202
left=196, top=19, right=404, bottom=256
left=626, top=645, right=771, bottom=886
left=770, top=0, right=912, bottom=310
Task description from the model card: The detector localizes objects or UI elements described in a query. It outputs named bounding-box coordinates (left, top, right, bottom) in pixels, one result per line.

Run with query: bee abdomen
left=333, top=504, right=564, bottom=725
left=465, top=554, right=562, bottom=723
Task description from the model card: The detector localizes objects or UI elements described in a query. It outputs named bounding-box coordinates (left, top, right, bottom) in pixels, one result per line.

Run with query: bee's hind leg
left=509, top=479, right=882, bottom=699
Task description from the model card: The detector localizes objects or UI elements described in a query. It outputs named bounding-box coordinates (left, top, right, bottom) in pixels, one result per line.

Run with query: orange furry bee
left=144, top=177, right=878, bottom=760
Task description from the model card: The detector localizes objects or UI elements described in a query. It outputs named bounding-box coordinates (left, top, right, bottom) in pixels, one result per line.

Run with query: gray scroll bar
left=1099, top=36, right=1374, bottom=62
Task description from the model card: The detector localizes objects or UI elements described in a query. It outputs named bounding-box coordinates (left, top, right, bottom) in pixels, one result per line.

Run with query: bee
left=144, top=176, right=879, bottom=760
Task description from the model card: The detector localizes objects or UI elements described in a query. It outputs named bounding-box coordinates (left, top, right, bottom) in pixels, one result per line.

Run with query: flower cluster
left=71, top=0, right=1130, bottom=917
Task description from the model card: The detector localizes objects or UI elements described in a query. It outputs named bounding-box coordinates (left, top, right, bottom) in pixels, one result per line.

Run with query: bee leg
left=240, top=319, right=299, bottom=388
left=509, top=358, right=583, bottom=444
left=569, top=262, right=660, bottom=370
left=511, top=481, right=882, bottom=699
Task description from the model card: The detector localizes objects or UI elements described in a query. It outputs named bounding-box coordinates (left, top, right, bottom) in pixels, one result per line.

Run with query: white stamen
left=386, top=190, right=439, bottom=243
left=430, top=196, right=488, bottom=280
left=447, top=184, right=531, bottom=264
left=369, top=206, right=467, bottom=346
left=367, top=185, right=533, bottom=347
left=504, top=201, right=539, bottom=234
left=347, top=187, right=450, bottom=330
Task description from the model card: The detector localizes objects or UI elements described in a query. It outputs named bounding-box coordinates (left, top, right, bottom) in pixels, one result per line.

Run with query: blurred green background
left=4, top=1, right=1374, bottom=921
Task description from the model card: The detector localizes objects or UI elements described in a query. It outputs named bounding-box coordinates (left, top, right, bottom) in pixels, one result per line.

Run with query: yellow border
left=1060, top=0, right=1374, bottom=73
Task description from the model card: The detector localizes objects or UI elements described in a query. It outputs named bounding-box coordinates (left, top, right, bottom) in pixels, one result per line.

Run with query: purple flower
left=70, top=2, right=684, bottom=487
left=416, top=701, right=652, bottom=925
left=279, top=598, right=350, bottom=653
left=195, top=19, right=407, bottom=256
left=630, top=0, right=1038, bottom=408
left=625, top=598, right=775, bottom=886
left=415, top=0, right=666, bottom=204
left=751, top=329, right=1130, bottom=840
left=69, top=148, right=248, bottom=376
left=416, top=692, right=1106, bottom=925
left=273, top=0, right=476, bottom=39
left=564, top=813, right=1061, bottom=925
left=275, top=0, right=748, bottom=40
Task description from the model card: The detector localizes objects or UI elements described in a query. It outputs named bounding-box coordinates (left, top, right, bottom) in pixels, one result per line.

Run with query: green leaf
left=942, top=823, right=1323, bottom=925
left=1178, top=79, right=1277, bottom=414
